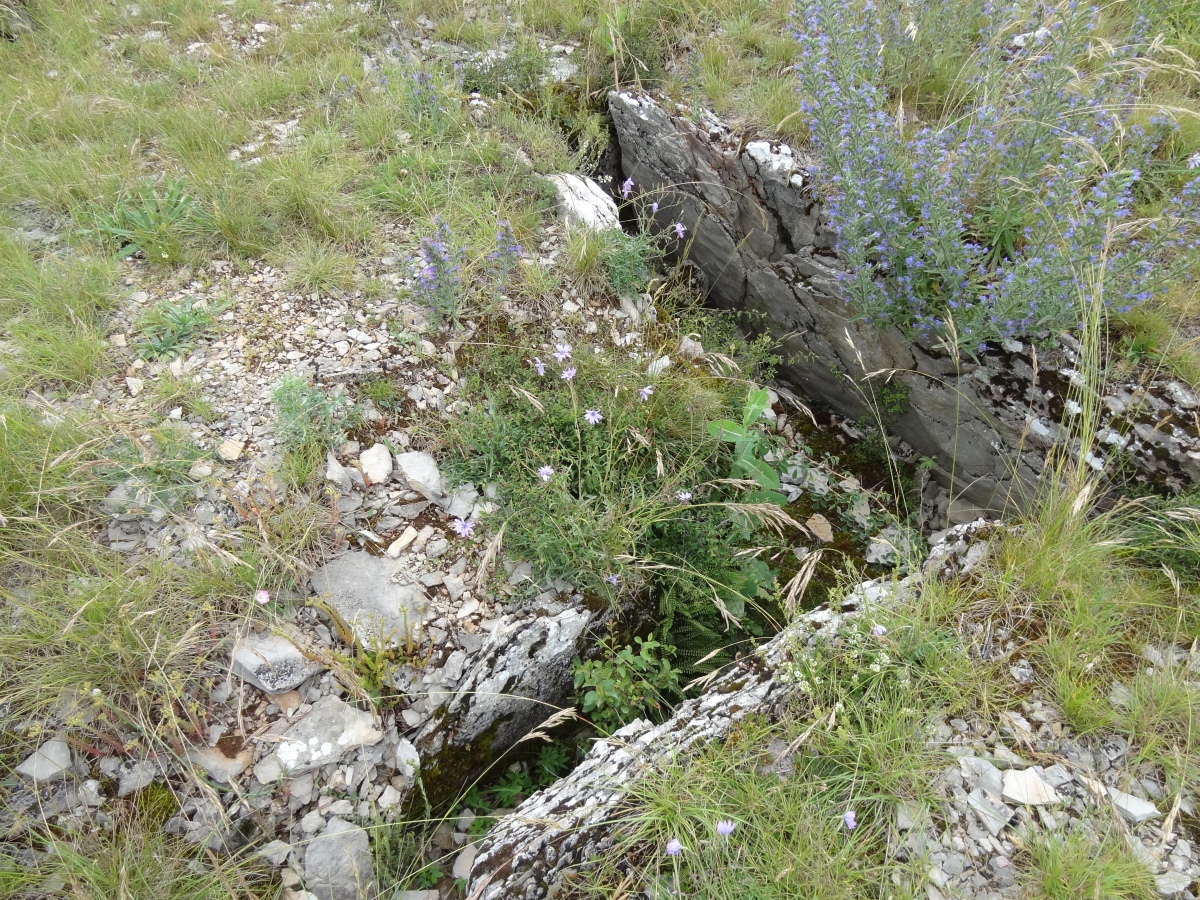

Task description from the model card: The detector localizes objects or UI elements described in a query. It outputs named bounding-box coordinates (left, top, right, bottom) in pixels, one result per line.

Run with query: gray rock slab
left=254, top=696, right=383, bottom=783
left=1001, top=768, right=1060, bottom=806
left=960, top=756, right=1004, bottom=798
left=303, top=817, right=377, bottom=900
left=1156, top=871, right=1193, bottom=896
left=967, top=788, right=1014, bottom=837
left=230, top=628, right=325, bottom=693
left=452, top=843, right=478, bottom=881
left=1111, top=788, right=1161, bottom=823
left=359, top=443, right=392, bottom=485
left=546, top=173, right=620, bottom=232
left=15, top=739, right=73, bottom=783
left=310, top=552, right=431, bottom=648
left=393, top=451, right=444, bottom=502
left=186, top=744, right=252, bottom=784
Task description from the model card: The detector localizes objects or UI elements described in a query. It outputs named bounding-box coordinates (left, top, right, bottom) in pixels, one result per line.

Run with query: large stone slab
left=309, top=552, right=431, bottom=648
left=608, top=91, right=1200, bottom=506
left=253, top=695, right=383, bottom=783
left=230, top=628, right=325, bottom=693
left=304, top=817, right=377, bottom=900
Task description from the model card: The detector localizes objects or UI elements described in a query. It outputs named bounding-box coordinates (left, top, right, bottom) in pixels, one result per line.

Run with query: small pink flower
left=552, top=343, right=572, bottom=362
left=665, top=838, right=682, bottom=856
left=872, top=624, right=887, bottom=636
left=650, top=201, right=659, bottom=214
left=844, top=810, right=857, bottom=830
left=716, top=819, right=736, bottom=836
left=584, top=409, right=603, bottom=425
left=254, top=590, right=270, bottom=606
left=673, top=222, right=686, bottom=240
left=621, top=177, right=634, bottom=199
left=452, top=518, right=475, bottom=537
left=676, top=491, right=692, bottom=503
left=533, top=357, right=545, bottom=376
left=538, top=465, right=555, bottom=481
left=561, top=367, right=576, bottom=381
left=639, top=385, right=654, bottom=402
left=604, top=573, right=619, bottom=585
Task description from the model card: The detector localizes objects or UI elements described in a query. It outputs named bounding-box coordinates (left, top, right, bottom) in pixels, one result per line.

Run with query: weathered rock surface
left=358, top=442, right=392, bottom=485
left=303, top=817, right=377, bottom=900
left=309, top=552, right=431, bottom=648
left=545, top=173, right=620, bottom=232
left=609, top=91, right=1200, bottom=506
left=253, top=695, right=383, bottom=783
left=466, top=579, right=900, bottom=898
left=15, top=739, right=74, bottom=783
left=394, top=451, right=445, bottom=503
left=230, top=628, right=325, bottom=693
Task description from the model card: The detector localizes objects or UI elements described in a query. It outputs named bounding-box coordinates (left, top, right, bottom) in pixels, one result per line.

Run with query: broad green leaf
left=708, top=419, right=747, bottom=442
left=742, top=387, right=772, bottom=428
left=744, top=489, right=789, bottom=506
left=735, top=456, right=781, bottom=491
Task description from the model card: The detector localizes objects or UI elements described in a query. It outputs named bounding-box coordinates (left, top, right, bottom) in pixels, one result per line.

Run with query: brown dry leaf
left=806, top=513, right=833, bottom=543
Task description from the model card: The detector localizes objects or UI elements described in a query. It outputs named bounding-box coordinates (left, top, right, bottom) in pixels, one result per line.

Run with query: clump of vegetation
left=85, top=178, right=212, bottom=265
left=136, top=296, right=224, bottom=359
left=794, top=0, right=1200, bottom=351
left=574, top=631, right=682, bottom=733
left=271, top=375, right=359, bottom=485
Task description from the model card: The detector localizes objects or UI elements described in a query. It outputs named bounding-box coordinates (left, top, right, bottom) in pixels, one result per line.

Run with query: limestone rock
left=254, top=696, right=382, bottom=783
left=303, top=817, right=377, bottom=900
left=309, top=552, right=431, bottom=648
left=358, top=443, right=392, bottom=485
left=1111, top=788, right=1160, bottom=824
left=1001, top=768, right=1060, bottom=806
left=230, top=628, right=325, bottom=694
left=15, top=738, right=73, bottom=783
left=394, top=451, right=445, bottom=503
left=546, top=173, right=620, bottom=232
left=186, top=744, right=252, bottom=784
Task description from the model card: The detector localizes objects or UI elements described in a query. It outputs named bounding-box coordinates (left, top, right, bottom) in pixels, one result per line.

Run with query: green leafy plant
left=708, top=387, right=786, bottom=503
left=87, top=179, right=211, bottom=264
left=574, top=632, right=682, bottom=734
left=136, top=296, right=224, bottom=360
left=271, top=375, right=359, bottom=484
left=491, top=769, right=535, bottom=806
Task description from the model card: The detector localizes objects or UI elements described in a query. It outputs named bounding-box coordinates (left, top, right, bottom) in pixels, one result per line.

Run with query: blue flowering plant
left=413, top=218, right=464, bottom=324
left=793, top=0, right=1200, bottom=353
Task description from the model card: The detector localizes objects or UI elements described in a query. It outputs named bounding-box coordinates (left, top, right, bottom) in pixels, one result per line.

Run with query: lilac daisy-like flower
left=584, top=409, right=603, bottom=425
left=604, top=574, right=619, bottom=585
left=676, top=491, right=692, bottom=503
left=561, top=367, right=576, bottom=381
left=665, top=839, right=682, bottom=856
left=537, top=465, right=555, bottom=482
left=639, top=385, right=654, bottom=402
left=844, top=810, right=857, bottom=830
left=254, top=589, right=270, bottom=606
left=673, top=222, right=686, bottom=240
left=650, top=201, right=659, bottom=214
left=716, top=819, right=736, bottom=836
left=872, top=624, right=887, bottom=636
left=552, top=342, right=572, bottom=362
left=621, top=177, right=634, bottom=199
left=1189, top=152, right=1200, bottom=170
left=451, top=518, right=475, bottom=538
left=533, top=357, right=545, bottom=376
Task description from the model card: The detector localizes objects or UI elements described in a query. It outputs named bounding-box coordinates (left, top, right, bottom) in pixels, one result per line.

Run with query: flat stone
left=310, top=552, right=431, bottom=648
left=967, top=788, right=1014, bottom=837
left=15, top=739, right=73, bottom=783
left=359, top=443, right=392, bottom=485
left=230, top=629, right=325, bottom=694
left=186, top=744, right=252, bottom=783
left=1111, top=788, right=1161, bottom=823
left=960, top=756, right=1004, bottom=798
left=217, top=438, right=244, bottom=461
left=394, top=451, right=444, bottom=502
left=117, top=759, right=158, bottom=797
left=1156, top=871, right=1193, bottom=896
left=377, top=785, right=404, bottom=809
left=546, top=173, right=620, bottom=232
left=254, top=696, right=383, bottom=782
left=385, top=526, right=418, bottom=557
left=452, top=842, right=478, bottom=881
left=258, top=840, right=292, bottom=867
left=303, top=817, right=376, bottom=900
left=1001, top=768, right=1060, bottom=806
left=326, top=453, right=353, bottom=494
left=1040, top=764, right=1073, bottom=788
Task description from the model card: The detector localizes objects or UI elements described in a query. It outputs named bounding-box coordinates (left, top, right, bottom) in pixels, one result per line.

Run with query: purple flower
left=650, top=201, right=659, bottom=214
left=533, top=357, right=545, bottom=376
left=452, top=518, right=475, bottom=537
left=621, top=177, right=634, bottom=199
left=561, top=367, right=576, bottom=381
left=552, top=343, right=572, bottom=362
left=639, top=385, right=654, bottom=401
left=676, top=491, right=692, bottom=503
left=665, top=838, right=682, bottom=856
left=537, top=465, right=555, bottom=481
left=584, top=408, right=603, bottom=425
left=673, top=222, right=686, bottom=240
left=1188, top=152, right=1200, bottom=170
left=604, top=573, right=619, bottom=585
left=716, top=819, right=736, bottom=836
left=844, top=810, right=857, bottom=830
left=872, top=624, right=887, bottom=636
left=254, top=589, right=270, bottom=606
